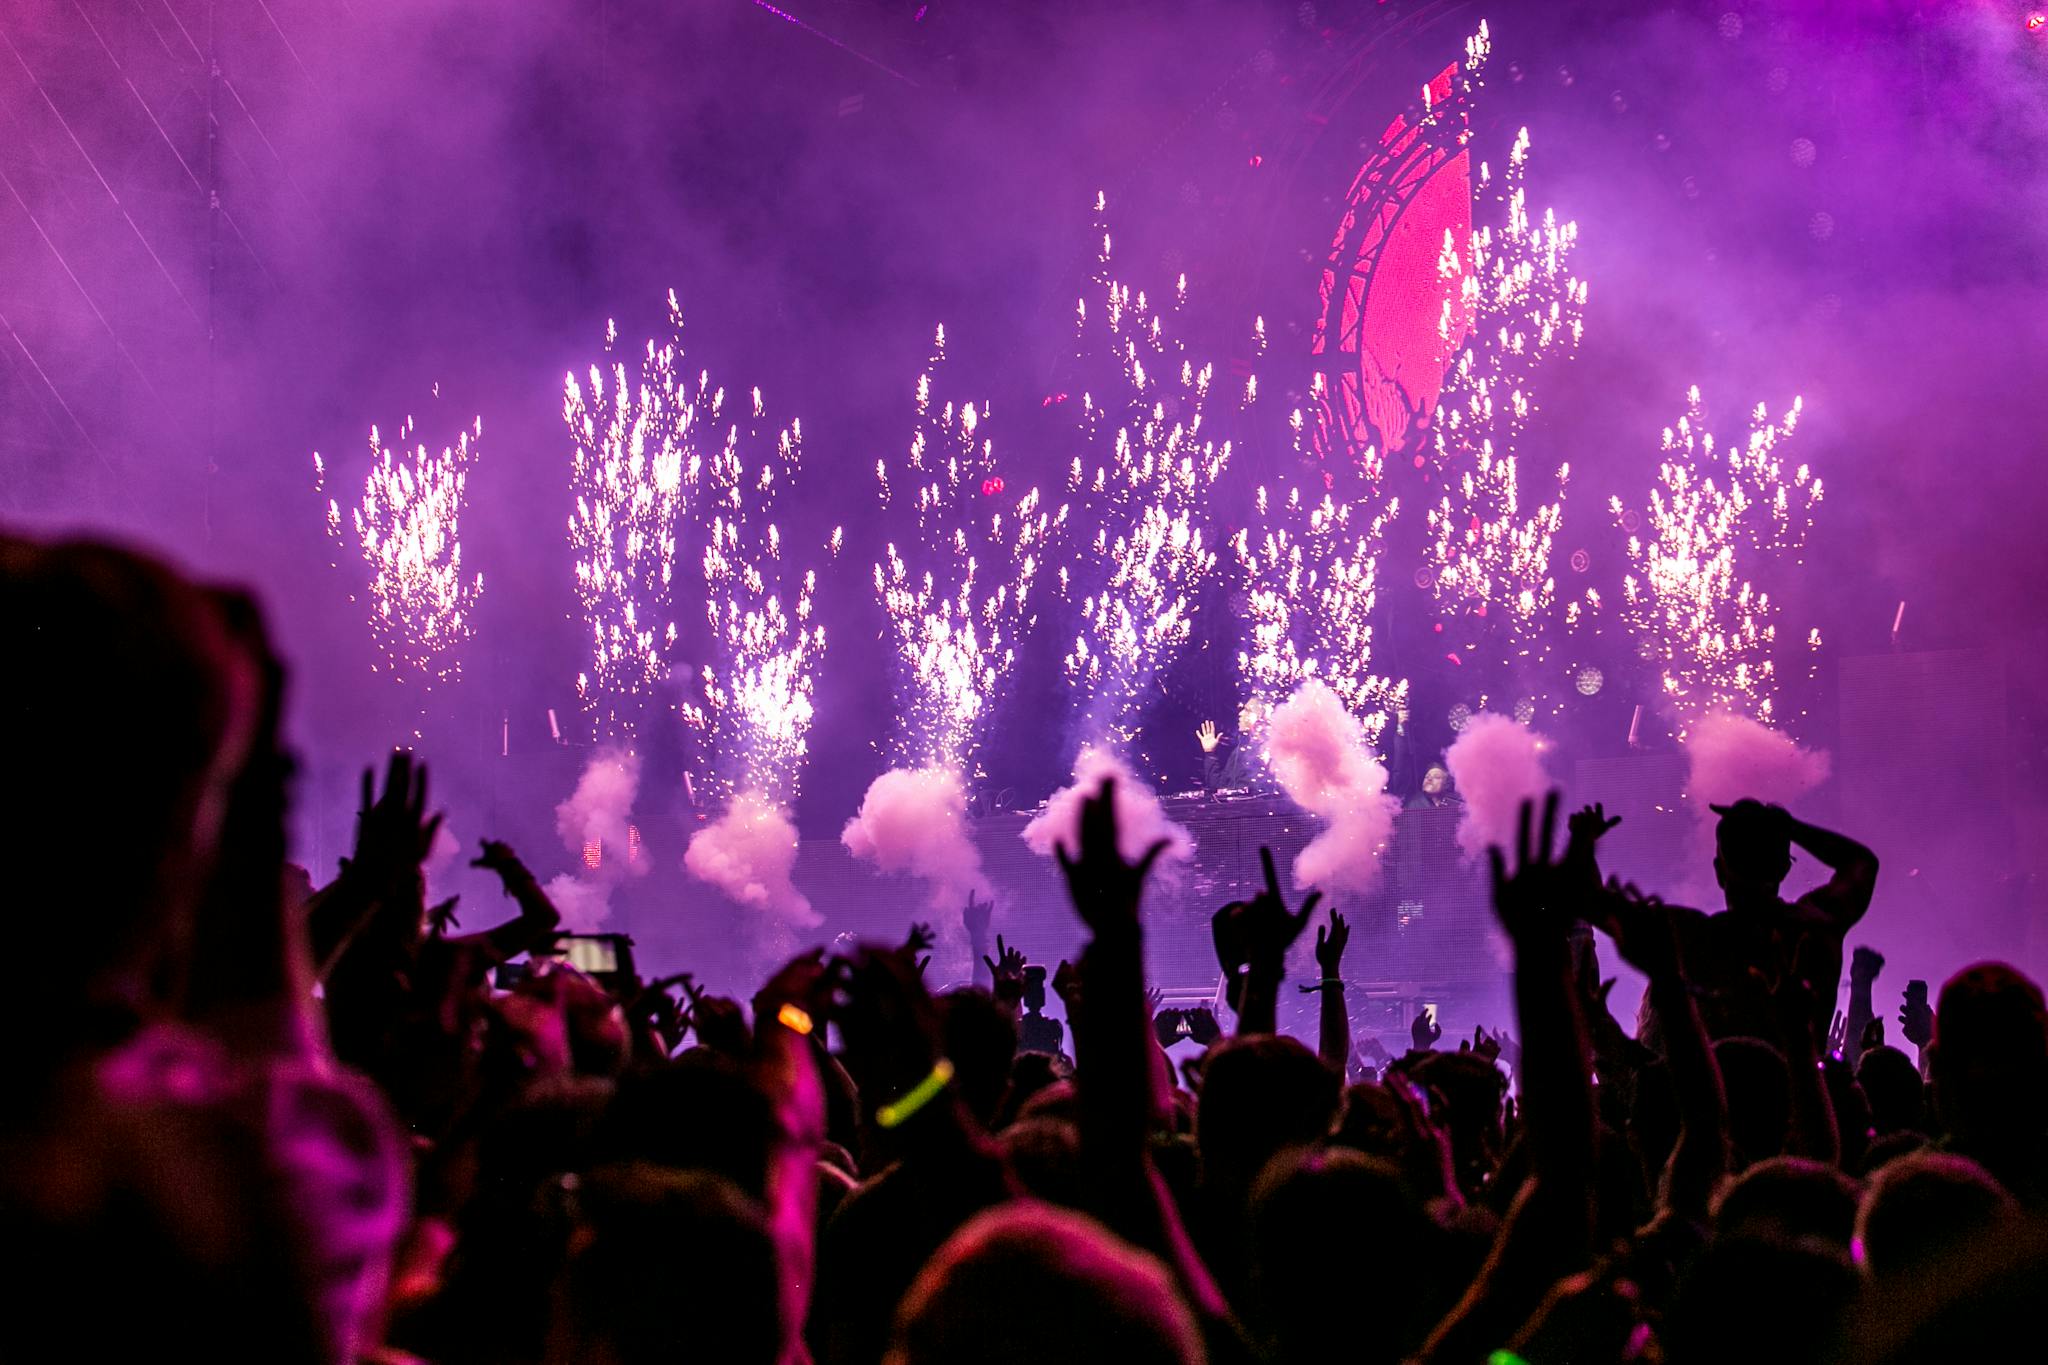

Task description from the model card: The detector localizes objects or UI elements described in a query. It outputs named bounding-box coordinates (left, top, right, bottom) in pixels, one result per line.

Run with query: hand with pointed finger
left=961, top=891, right=994, bottom=944
left=983, top=934, right=1027, bottom=1007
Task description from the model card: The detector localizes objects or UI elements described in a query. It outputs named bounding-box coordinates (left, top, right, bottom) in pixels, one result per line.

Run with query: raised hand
left=351, top=749, right=442, bottom=891
left=1851, top=944, right=1885, bottom=983
left=1195, top=719, right=1223, bottom=754
left=1487, top=791, right=1569, bottom=943
left=1313, top=909, right=1350, bottom=977
left=901, top=921, right=935, bottom=979
left=1055, top=777, right=1170, bottom=938
left=961, top=891, right=994, bottom=944
left=981, top=934, right=1026, bottom=987
left=1568, top=802, right=1622, bottom=845
left=472, top=838, right=529, bottom=882
left=1183, top=1006, right=1222, bottom=1047
left=754, top=950, right=832, bottom=1038
left=1411, top=1007, right=1442, bottom=1051
left=1219, top=847, right=1319, bottom=970
left=1899, top=981, right=1934, bottom=1048
left=1153, top=1008, right=1185, bottom=1049
left=983, top=934, right=1026, bottom=1007
left=1827, top=1010, right=1848, bottom=1056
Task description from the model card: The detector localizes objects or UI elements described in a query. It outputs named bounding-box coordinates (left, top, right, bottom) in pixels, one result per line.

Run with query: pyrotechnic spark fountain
left=872, top=325, right=1058, bottom=773
left=313, top=410, right=483, bottom=688
left=1421, top=121, right=1588, bottom=693
left=677, top=377, right=833, bottom=809
left=1613, top=387, right=1822, bottom=734
left=563, top=294, right=703, bottom=740
left=1234, top=483, right=1408, bottom=746
left=1059, top=194, right=1245, bottom=753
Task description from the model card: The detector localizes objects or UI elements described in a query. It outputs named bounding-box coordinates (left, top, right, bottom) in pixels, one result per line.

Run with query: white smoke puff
left=544, top=872, right=612, bottom=932
left=1264, top=680, right=1398, bottom=895
left=1684, top=710, right=1831, bottom=810
left=843, top=765, right=991, bottom=910
left=1022, top=747, right=1194, bottom=871
left=1445, top=711, right=1553, bottom=861
left=555, top=748, right=643, bottom=871
left=686, top=791, right=818, bottom=943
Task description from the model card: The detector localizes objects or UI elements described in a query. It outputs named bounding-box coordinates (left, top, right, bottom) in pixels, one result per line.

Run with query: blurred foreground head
left=887, top=1202, right=1204, bottom=1365
left=0, top=534, right=268, bottom=1043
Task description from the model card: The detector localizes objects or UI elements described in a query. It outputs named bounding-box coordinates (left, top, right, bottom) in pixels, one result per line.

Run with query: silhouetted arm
left=1600, top=886, right=1728, bottom=1220
left=1059, top=779, right=1235, bottom=1338
left=1417, top=795, right=1596, bottom=1364
left=1784, top=809, right=1879, bottom=933
left=1311, top=911, right=1351, bottom=1073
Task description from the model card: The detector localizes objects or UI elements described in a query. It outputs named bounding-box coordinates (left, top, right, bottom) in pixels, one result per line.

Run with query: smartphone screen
left=562, top=935, right=619, bottom=975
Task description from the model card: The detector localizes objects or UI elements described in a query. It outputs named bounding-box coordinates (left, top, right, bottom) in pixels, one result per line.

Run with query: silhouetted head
left=938, top=987, right=1018, bottom=1130
left=1405, top=1050, right=1509, bottom=1192
left=1932, top=962, right=2048, bottom=1145
left=544, top=1164, right=781, bottom=1365
left=995, top=1049, right=1071, bottom=1129
left=887, top=1202, right=1202, bottom=1365
left=1664, top=1234, right=1857, bottom=1365
left=998, top=1116, right=1082, bottom=1208
left=597, top=1048, right=775, bottom=1198
left=1250, top=1147, right=1440, bottom=1365
left=1854, top=1151, right=2013, bottom=1282
left=1197, top=1035, right=1342, bottom=1193
left=1713, top=1156, right=1862, bottom=1253
left=1713, top=1036, right=1791, bottom=1166
left=1856, top=1045, right=1925, bottom=1136
left=1712, top=799, right=1793, bottom=905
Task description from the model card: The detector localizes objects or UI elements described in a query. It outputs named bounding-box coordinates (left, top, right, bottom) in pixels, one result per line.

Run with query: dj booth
left=790, top=795, right=1508, bottom=1030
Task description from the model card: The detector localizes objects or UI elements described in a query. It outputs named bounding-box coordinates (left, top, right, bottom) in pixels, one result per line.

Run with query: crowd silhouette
left=4, top=532, right=2043, bottom=1365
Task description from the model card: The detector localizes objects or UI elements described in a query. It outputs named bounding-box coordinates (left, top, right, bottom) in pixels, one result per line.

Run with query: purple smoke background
left=5, top=0, right=2047, bottom=1007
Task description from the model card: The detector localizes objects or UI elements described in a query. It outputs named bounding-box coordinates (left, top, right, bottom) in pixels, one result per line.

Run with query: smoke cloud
left=686, top=791, right=818, bottom=952
left=544, top=872, right=614, bottom=933
left=1022, top=747, right=1193, bottom=872
left=1445, top=712, right=1554, bottom=861
left=555, top=748, right=642, bottom=863
left=1684, top=710, right=1831, bottom=812
left=539, top=747, right=648, bottom=933
left=1264, top=681, right=1398, bottom=895
left=843, top=765, right=991, bottom=910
